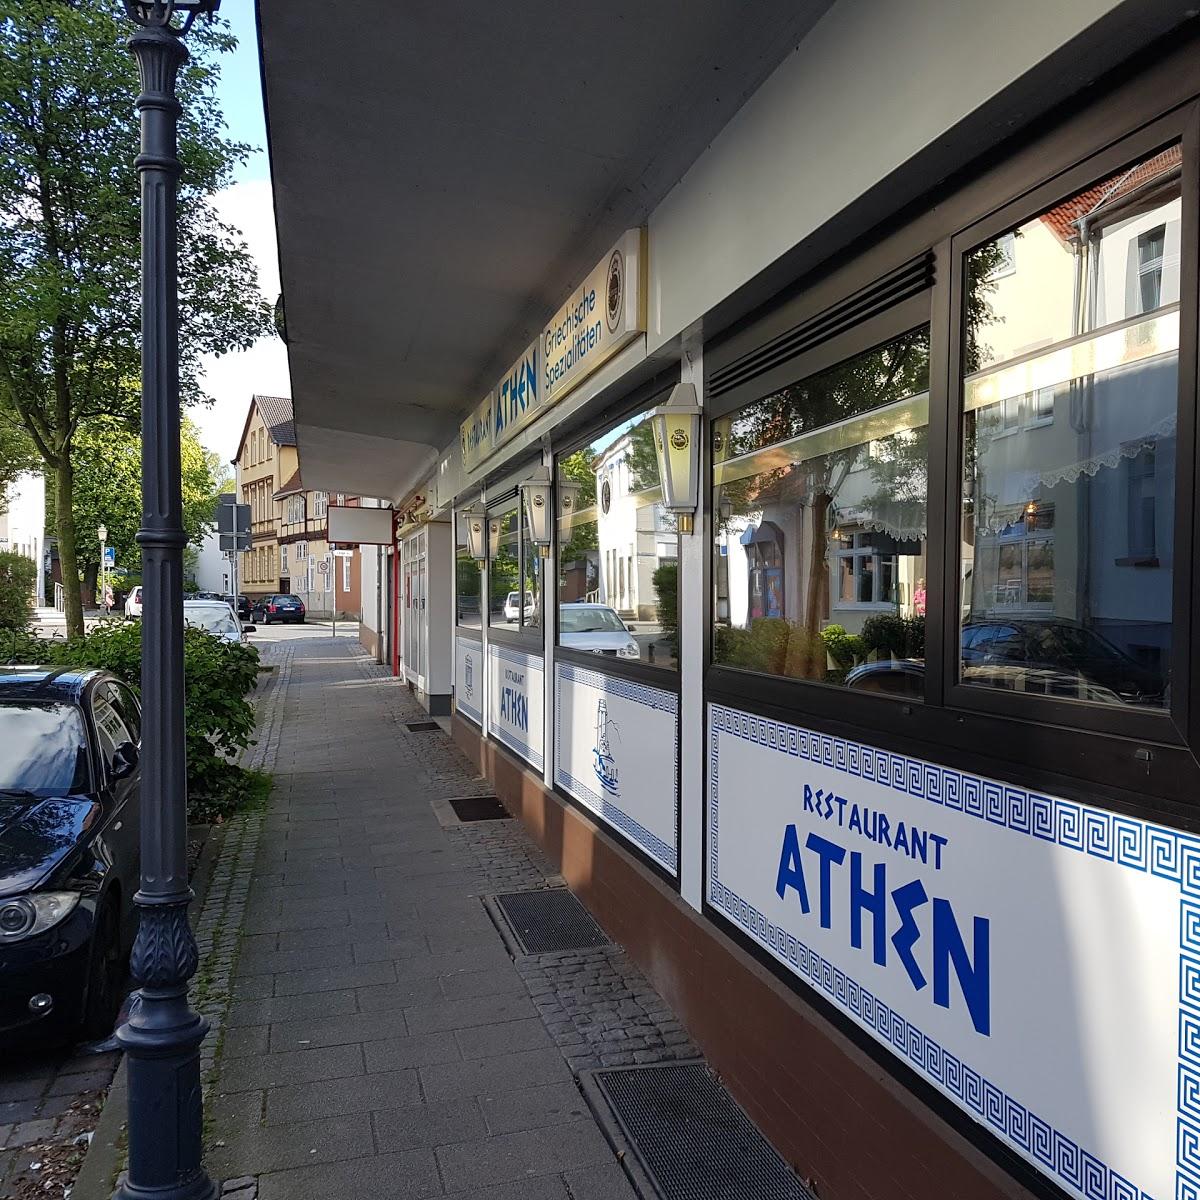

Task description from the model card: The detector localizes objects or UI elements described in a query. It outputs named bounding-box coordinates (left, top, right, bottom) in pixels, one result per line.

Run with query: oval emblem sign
left=606, top=250, right=624, bottom=333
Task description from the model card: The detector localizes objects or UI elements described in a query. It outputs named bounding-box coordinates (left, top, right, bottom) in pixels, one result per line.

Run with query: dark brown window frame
left=703, top=84, right=1200, bottom=830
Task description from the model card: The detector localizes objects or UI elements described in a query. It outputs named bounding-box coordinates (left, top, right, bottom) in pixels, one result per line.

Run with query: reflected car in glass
left=0, top=668, right=141, bottom=1045
left=503, top=591, right=536, bottom=623
left=560, top=603, right=640, bottom=659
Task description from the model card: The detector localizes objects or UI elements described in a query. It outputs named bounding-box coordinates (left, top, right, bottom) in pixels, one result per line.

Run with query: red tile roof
left=1039, top=144, right=1181, bottom=243
left=273, top=469, right=304, bottom=500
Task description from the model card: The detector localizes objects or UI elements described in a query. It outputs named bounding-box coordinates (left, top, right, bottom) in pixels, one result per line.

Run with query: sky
left=189, top=2, right=290, bottom=469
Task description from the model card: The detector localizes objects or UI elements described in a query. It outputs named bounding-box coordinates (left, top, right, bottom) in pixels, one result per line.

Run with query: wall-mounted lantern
left=520, top=468, right=553, bottom=556
left=557, top=475, right=583, bottom=526
left=650, top=382, right=702, bottom=533
left=488, top=516, right=502, bottom=560
left=462, top=507, right=488, bottom=560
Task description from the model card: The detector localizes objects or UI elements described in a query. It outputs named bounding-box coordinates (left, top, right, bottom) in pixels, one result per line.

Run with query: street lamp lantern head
left=97, top=525, right=108, bottom=543
left=124, top=0, right=221, bottom=34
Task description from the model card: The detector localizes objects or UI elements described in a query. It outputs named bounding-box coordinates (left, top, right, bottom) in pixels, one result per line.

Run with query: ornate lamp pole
left=118, top=4, right=221, bottom=1199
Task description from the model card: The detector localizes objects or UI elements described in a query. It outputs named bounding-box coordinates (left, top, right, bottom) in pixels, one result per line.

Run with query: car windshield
left=0, top=703, right=89, bottom=793
left=560, top=607, right=626, bottom=634
left=281, top=595, right=302, bottom=604
left=184, top=606, right=240, bottom=638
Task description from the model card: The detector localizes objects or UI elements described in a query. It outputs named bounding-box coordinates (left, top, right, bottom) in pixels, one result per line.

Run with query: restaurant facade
left=258, top=3, right=1200, bottom=1196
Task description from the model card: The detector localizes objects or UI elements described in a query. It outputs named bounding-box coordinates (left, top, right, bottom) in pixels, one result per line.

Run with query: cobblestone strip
left=195, top=643, right=293, bottom=1087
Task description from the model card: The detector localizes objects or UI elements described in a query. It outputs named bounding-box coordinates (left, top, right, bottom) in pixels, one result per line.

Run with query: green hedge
left=5, top=620, right=262, bottom=823
left=0, top=551, right=37, bottom=632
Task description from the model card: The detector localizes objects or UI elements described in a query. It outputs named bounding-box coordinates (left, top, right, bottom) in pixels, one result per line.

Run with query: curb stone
left=71, top=644, right=294, bottom=1200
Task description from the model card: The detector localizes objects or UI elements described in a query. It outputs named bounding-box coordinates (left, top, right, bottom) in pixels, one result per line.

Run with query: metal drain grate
left=448, top=796, right=510, bottom=822
left=405, top=720, right=440, bottom=732
left=494, top=889, right=610, bottom=955
left=594, top=1063, right=815, bottom=1200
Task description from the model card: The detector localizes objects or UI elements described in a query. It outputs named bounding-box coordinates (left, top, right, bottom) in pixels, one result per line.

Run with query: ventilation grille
left=405, top=720, right=440, bottom=732
left=448, top=796, right=510, bottom=822
left=595, top=1063, right=815, bottom=1200
left=709, top=252, right=935, bottom=398
left=494, top=889, right=610, bottom=955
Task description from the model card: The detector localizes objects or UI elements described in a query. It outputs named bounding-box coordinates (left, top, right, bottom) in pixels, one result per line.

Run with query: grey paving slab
left=441, top=1178, right=568, bottom=1200
left=561, top=1162, right=641, bottom=1199
left=265, top=1069, right=421, bottom=1125
left=437, top=966, right=529, bottom=1002
left=226, top=988, right=358, bottom=1028
left=454, top=1017, right=555, bottom=1060
left=255, top=1149, right=442, bottom=1200
left=478, top=1082, right=590, bottom=1136
left=208, top=1112, right=373, bottom=1176
left=218, top=1043, right=365, bottom=1093
left=354, top=977, right=446, bottom=1013
left=361, top=1031, right=463, bottom=1074
left=267, top=1009, right=405, bottom=1052
left=418, top=1048, right=573, bottom=1102
left=435, top=1122, right=614, bottom=1193
left=371, top=1097, right=487, bottom=1153
left=272, top=959, right=398, bottom=996
left=403, top=992, right=537, bottom=1035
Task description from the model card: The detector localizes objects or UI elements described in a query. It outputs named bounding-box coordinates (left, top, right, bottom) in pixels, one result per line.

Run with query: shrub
left=715, top=618, right=824, bottom=678
left=821, top=624, right=866, bottom=670
left=0, top=551, right=37, bottom=632
left=861, top=612, right=925, bottom=660
left=5, top=619, right=261, bottom=824
left=653, top=561, right=678, bottom=651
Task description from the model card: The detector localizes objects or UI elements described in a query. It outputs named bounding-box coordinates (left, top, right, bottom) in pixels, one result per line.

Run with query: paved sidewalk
left=205, top=635, right=698, bottom=1200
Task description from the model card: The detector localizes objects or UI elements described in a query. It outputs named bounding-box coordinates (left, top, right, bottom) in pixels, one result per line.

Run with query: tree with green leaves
left=50, top=415, right=224, bottom=601
left=0, top=0, right=271, bottom=635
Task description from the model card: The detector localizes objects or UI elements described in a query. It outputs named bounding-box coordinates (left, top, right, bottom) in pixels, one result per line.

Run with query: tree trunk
left=54, top=458, right=84, bottom=638
left=803, top=492, right=831, bottom=679
left=82, top=561, right=98, bottom=611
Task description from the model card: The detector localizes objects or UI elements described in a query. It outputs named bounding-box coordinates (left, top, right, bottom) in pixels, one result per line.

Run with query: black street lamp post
left=118, top=4, right=221, bottom=1199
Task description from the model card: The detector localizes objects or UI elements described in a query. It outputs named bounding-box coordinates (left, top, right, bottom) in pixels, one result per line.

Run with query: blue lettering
left=933, top=899, right=990, bottom=1036
left=775, top=824, right=810, bottom=914
left=805, top=833, right=845, bottom=930
left=891, top=879, right=928, bottom=993
left=850, top=851, right=887, bottom=966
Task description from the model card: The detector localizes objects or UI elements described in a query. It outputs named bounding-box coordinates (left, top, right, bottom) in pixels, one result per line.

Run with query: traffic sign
left=332, top=549, right=354, bottom=558
left=103, top=546, right=115, bottom=567
left=317, top=559, right=330, bottom=574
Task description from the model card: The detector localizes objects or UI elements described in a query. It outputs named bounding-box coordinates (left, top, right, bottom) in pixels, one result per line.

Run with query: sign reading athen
left=487, top=643, right=544, bottom=771
left=555, top=662, right=677, bottom=876
left=454, top=636, right=481, bottom=727
left=459, top=230, right=645, bottom=475
left=707, top=703, right=1188, bottom=1200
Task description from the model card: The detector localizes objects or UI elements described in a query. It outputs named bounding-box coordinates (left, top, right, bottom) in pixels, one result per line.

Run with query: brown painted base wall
left=452, top=714, right=1038, bottom=1200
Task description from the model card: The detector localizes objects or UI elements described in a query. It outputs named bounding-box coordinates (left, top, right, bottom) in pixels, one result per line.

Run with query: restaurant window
left=455, top=513, right=482, bottom=629
left=960, top=143, right=1179, bottom=710
left=712, top=328, right=930, bottom=696
left=556, top=404, right=680, bottom=670
left=487, top=499, right=539, bottom=634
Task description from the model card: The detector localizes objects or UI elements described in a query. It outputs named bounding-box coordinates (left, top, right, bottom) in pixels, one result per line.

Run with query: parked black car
left=251, top=594, right=306, bottom=625
left=0, top=668, right=141, bottom=1045
left=229, top=594, right=251, bottom=621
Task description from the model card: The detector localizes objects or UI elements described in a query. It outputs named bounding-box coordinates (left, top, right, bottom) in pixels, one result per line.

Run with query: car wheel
left=82, top=899, right=125, bottom=1040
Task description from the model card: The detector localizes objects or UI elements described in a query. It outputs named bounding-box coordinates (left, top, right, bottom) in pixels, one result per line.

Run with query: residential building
left=0, top=472, right=46, bottom=607
left=258, top=8, right=1200, bottom=1200
left=232, top=394, right=362, bottom=616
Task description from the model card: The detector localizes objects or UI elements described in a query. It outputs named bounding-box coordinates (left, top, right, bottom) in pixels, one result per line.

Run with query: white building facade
left=0, top=472, right=46, bottom=606
left=257, top=5, right=1200, bottom=1198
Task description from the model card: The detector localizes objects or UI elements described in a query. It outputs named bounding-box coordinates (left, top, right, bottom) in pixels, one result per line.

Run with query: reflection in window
left=521, top=494, right=541, bottom=630
left=712, top=328, right=930, bottom=697
left=556, top=406, right=679, bottom=669
left=488, top=504, right=521, bottom=626
left=961, top=144, right=1179, bottom=708
left=455, top=518, right=482, bottom=629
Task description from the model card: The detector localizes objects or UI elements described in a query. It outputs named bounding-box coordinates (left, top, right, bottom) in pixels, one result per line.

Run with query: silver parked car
left=559, top=603, right=640, bottom=659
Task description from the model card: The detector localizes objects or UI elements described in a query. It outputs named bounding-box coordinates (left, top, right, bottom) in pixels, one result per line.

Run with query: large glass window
left=455, top=513, right=481, bottom=629
left=486, top=496, right=542, bottom=634
left=712, top=328, right=930, bottom=696
left=556, top=405, right=679, bottom=669
left=960, top=144, right=1179, bottom=709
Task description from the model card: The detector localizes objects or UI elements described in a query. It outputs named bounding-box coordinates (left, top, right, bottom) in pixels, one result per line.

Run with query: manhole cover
left=594, top=1063, right=814, bottom=1200
left=405, top=720, right=440, bottom=732
left=494, top=889, right=610, bottom=955
left=449, top=796, right=510, bottom=822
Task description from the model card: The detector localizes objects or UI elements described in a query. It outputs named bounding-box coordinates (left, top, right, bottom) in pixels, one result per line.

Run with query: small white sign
left=554, top=662, right=678, bottom=875
left=455, top=636, right=481, bottom=727
left=707, top=702, right=1188, bottom=1200
left=487, top=644, right=544, bottom=771
left=317, top=559, right=330, bottom=574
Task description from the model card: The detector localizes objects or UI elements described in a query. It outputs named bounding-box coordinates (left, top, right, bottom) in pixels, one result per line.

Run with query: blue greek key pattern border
left=554, top=662, right=679, bottom=876
left=487, top=644, right=543, bottom=771
left=454, top=637, right=482, bottom=727
left=708, top=702, right=1195, bottom=1200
